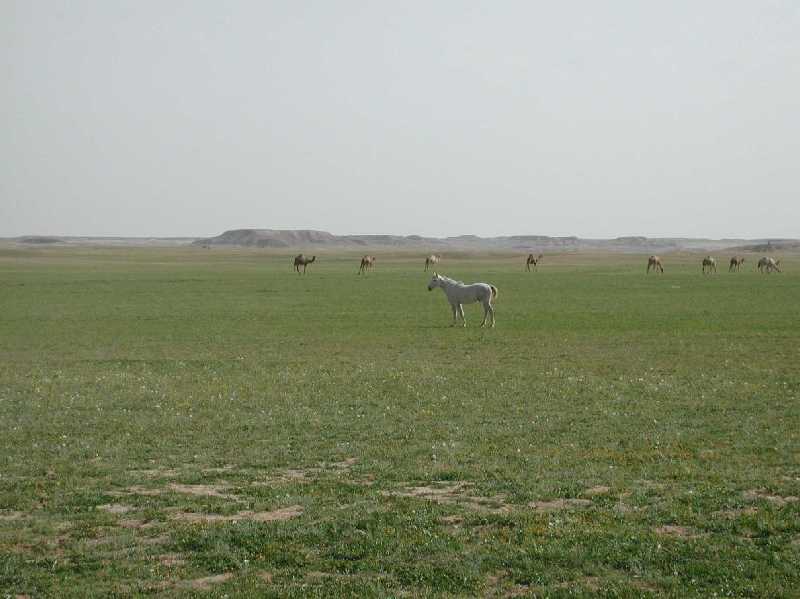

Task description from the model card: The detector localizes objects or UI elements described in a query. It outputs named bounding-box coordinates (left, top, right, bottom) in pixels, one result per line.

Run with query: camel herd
left=292, top=253, right=785, bottom=275
left=646, top=255, right=783, bottom=275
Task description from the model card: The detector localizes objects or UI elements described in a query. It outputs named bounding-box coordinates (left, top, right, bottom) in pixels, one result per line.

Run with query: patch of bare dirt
left=631, top=579, right=659, bottom=592
left=583, top=485, right=611, bottom=497
left=528, top=498, right=592, bottom=512
left=439, top=515, right=465, bottom=526
left=97, top=504, right=134, bottom=514
left=636, top=480, right=666, bottom=491
left=177, top=573, right=233, bottom=590
left=654, top=525, right=704, bottom=539
left=713, top=507, right=758, bottom=519
left=555, top=577, right=601, bottom=591
left=109, top=485, right=163, bottom=497
left=504, top=584, right=532, bottom=597
left=158, top=553, right=186, bottom=567
left=167, top=483, right=237, bottom=500
left=130, top=468, right=180, bottom=478
left=330, top=457, right=358, bottom=469
left=118, top=519, right=157, bottom=530
left=140, top=534, right=170, bottom=546
left=201, top=465, right=236, bottom=474
left=257, top=572, right=273, bottom=584
left=744, top=489, right=800, bottom=507
left=0, top=510, right=26, bottom=521
left=384, top=483, right=511, bottom=514
left=171, top=505, right=303, bottom=524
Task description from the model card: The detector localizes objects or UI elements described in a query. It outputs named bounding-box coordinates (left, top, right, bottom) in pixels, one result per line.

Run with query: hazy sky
left=2, top=1, right=798, bottom=238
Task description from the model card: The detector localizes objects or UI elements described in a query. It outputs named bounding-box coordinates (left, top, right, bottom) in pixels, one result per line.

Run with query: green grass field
left=1, top=246, right=798, bottom=597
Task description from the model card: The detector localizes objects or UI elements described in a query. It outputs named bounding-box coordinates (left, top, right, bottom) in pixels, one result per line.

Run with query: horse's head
left=427, top=272, right=440, bottom=291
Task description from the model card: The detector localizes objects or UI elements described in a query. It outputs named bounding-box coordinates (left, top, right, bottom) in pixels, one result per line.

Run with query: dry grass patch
left=201, top=465, right=236, bottom=474
left=157, top=553, right=186, bottom=567
left=118, top=518, right=157, bottom=529
left=166, top=483, right=237, bottom=500
left=109, top=485, right=163, bottom=497
left=654, top=525, right=704, bottom=539
left=583, top=485, right=611, bottom=497
left=713, top=506, right=758, bottom=519
left=744, top=489, right=799, bottom=507
left=178, top=573, right=233, bottom=590
left=528, top=498, right=593, bottom=512
left=384, top=482, right=511, bottom=514
left=140, top=534, right=171, bottom=546
left=171, top=505, right=303, bottom=524
left=0, top=510, right=27, bottom=521
left=255, top=457, right=358, bottom=486
left=97, top=504, right=134, bottom=514
left=129, top=468, right=180, bottom=479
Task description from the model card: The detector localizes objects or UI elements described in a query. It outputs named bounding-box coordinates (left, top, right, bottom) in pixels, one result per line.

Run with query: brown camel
left=701, top=256, right=717, bottom=275
left=647, top=255, right=664, bottom=274
left=525, top=253, right=543, bottom=272
left=729, top=256, right=745, bottom=272
left=293, top=254, right=316, bottom=274
left=358, top=255, right=376, bottom=274
left=424, top=254, right=441, bottom=272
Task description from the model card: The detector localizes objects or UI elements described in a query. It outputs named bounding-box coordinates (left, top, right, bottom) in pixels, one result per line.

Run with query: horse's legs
left=458, top=304, right=466, bottom=327
left=480, top=301, right=494, bottom=328
left=450, top=303, right=458, bottom=326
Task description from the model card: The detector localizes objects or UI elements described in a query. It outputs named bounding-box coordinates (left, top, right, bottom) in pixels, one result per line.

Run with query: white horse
left=427, top=273, right=498, bottom=327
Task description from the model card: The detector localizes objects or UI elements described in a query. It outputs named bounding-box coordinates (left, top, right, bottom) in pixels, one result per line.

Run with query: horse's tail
left=490, top=285, right=498, bottom=300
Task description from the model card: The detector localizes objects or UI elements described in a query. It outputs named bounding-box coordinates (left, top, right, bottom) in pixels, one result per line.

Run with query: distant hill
left=193, top=229, right=800, bottom=253
left=6, top=230, right=797, bottom=253
left=17, top=236, right=64, bottom=244
left=728, top=240, right=800, bottom=252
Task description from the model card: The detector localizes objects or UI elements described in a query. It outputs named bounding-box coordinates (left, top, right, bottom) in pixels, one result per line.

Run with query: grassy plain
left=0, top=246, right=799, bottom=597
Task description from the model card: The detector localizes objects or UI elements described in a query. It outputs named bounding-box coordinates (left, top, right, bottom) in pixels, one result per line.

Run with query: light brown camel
left=729, top=256, right=745, bottom=272
left=758, top=257, right=781, bottom=273
left=525, top=253, right=543, bottom=272
left=424, top=254, right=441, bottom=272
left=293, top=254, right=316, bottom=274
left=358, top=255, right=376, bottom=274
left=647, top=255, right=664, bottom=274
left=701, top=256, right=717, bottom=274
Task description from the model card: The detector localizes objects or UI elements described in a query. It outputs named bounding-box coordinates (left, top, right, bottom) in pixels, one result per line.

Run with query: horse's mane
left=437, top=274, right=464, bottom=285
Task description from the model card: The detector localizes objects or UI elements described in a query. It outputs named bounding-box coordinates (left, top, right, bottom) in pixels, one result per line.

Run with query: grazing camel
left=293, top=254, right=316, bottom=274
left=758, top=256, right=781, bottom=274
left=424, top=254, right=441, bottom=272
left=646, top=255, right=664, bottom=274
left=758, top=257, right=781, bottom=273
left=358, top=255, right=376, bottom=275
left=701, top=256, right=717, bottom=274
left=525, top=253, right=543, bottom=272
left=729, top=256, right=745, bottom=272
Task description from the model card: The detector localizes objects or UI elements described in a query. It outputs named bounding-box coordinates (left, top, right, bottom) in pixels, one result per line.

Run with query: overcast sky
left=1, top=1, right=798, bottom=239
